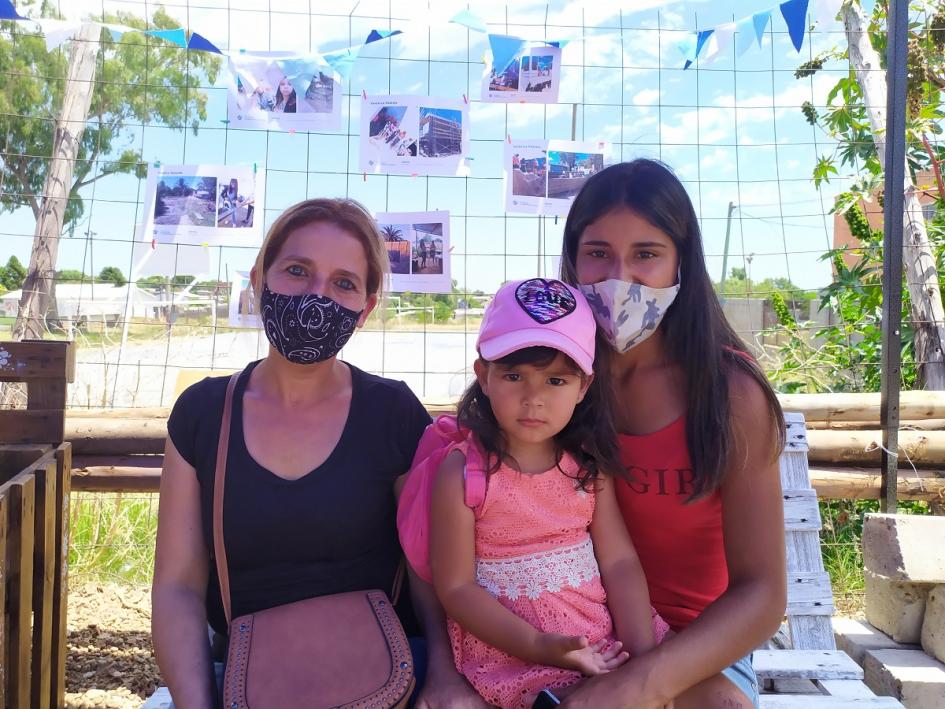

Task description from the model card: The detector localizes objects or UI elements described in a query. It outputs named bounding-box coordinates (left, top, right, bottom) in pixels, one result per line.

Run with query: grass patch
left=69, top=493, right=159, bottom=585
left=820, top=498, right=933, bottom=617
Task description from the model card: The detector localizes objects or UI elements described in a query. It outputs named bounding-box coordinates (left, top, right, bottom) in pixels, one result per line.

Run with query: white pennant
left=34, top=18, right=85, bottom=52
left=700, top=22, right=736, bottom=64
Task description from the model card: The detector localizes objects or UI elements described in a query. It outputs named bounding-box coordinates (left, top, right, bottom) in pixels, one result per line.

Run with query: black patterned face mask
left=260, top=284, right=363, bottom=364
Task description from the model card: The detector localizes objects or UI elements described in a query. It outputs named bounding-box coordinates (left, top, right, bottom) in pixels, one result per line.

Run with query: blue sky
left=1, top=0, right=864, bottom=294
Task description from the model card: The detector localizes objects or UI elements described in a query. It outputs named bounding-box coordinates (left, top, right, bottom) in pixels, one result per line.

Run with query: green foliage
left=771, top=292, right=795, bottom=327
left=69, top=493, right=158, bottom=584
left=0, top=255, right=27, bottom=290
left=715, top=268, right=814, bottom=311
left=0, top=3, right=222, bottom=228
left=56, top=268, right=89, bottom=283
left=98, top=266, right=127, bottom=286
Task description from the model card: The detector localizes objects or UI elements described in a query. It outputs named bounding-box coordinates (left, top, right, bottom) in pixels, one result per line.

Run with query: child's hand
left=537, top=633, right=629, bottom=675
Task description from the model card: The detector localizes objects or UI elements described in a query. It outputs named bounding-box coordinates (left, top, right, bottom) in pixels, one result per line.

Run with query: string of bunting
left=678, top=0, right=842, bottom=68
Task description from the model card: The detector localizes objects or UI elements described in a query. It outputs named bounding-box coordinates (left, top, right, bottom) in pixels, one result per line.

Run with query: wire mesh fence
left=2, top=0, right=945, bottom=615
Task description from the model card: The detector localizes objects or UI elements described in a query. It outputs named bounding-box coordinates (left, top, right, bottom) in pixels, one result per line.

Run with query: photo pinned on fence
left=228, top=270, right=261, bottom=328
left=139, top=164, right=265, bottom=246
left=376, top=211, right=451, bottom=293
left=504, top=139, right=608, bottom=216
left=361, top=95, right=469, bottom=176
left=228, top=51, right=342, bottom=131
left=482, top=40, right=561, bottom=104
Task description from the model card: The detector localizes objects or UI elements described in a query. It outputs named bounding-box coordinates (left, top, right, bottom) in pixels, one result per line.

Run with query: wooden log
left=807, top=419, right=945, bottom=431
left=779, top=391, right=945, bottom=423
left=66, top=418, right=167, bottom=455
left=72, top=455, right=163, bottom=492
left=806, top=430, right=945, bottom=466
left=809, top=466, right=945, bottom=501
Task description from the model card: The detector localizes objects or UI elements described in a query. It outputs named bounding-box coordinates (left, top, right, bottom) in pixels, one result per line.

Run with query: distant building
left=419, top=113, right=462, bottom=157
left=833, top=168, right=940, bottom=269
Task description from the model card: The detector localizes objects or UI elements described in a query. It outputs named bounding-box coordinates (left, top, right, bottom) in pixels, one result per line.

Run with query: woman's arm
left=430, top=451, right=615, bottom=674
left=565, top=372, right=786, bottom=707
left=590, top=475, right=655, bottom=658
left=151, top=438, right=216, bottom=708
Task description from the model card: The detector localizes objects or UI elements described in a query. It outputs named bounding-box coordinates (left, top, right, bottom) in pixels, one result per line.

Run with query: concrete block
left=865, top=569, right=931, bottom=644
left=923, top=585, right=945, bottom=664
left=833, top=617, right=920, bottom=665
left=863, top=513, right=945, bottom=582
left=863, top=649, right=945, bottom=708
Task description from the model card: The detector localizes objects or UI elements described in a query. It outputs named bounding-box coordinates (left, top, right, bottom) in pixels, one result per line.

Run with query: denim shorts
left=721, top=653, right=760, bottom=709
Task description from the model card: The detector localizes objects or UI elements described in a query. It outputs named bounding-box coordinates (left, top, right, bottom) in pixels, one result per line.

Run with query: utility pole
left=719, top=201, right=737, bottom=304
left=11, top=23, right=101, bottom=341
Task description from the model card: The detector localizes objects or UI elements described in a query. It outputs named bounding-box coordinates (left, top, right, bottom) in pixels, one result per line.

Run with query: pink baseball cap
left=477, top=278, right=596, bottom=375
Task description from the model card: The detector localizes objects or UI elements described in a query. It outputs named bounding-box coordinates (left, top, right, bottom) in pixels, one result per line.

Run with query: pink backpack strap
left=462, top=435, right=488, bottom=510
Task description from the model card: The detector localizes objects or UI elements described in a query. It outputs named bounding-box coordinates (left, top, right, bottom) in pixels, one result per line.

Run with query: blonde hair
left=252, top=198, right=388, bottom=308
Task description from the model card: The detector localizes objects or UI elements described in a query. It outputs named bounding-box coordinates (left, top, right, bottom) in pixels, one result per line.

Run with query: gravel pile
left=66, top=582, right=161, bottom=708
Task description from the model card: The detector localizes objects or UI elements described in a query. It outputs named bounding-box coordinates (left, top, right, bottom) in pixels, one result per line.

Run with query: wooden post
left=10, top=23, right=101, bottom=342
left=0, top=495, right=7, bottom=709
left=49, top=444, right=71, bottom=708
left=3, top=475, right=35, bottom=708
left=842, top=3, right=945, bottom=390
left=30, top=461, right=57, bottom=709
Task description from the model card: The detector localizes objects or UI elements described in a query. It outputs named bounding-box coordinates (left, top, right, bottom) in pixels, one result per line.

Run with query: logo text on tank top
left=625, top=466, right=696, bottom=496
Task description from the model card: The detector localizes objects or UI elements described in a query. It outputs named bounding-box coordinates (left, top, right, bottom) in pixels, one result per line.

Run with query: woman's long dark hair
left=560, top=159, right=785, bottom=499
left=457, top=346, right=624, bottom=490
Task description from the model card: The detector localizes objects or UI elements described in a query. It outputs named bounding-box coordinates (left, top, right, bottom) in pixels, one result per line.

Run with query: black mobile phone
left=532, top=689, right=561, bottom=708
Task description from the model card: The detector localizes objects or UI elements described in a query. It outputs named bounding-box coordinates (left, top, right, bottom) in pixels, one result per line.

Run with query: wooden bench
left=757, top=412, right=901, bottom=706
left=145, top=411, right=902, bottom=707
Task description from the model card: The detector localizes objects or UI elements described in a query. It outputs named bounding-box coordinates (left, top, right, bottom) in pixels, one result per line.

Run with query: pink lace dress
left=447, top=451, right=669, bottom=709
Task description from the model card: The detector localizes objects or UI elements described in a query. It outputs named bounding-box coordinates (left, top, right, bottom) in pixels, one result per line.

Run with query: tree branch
left=9, top=157, right=40, bottom=219
left=921, top=133, right=945, bottom=203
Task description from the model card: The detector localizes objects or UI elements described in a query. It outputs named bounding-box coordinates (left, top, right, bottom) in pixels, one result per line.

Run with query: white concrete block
left=863, top=649, right=945, bottom=708
left=922, top=585, right=945, bottom=665
left=833, top=617, right=920, bottom=665
left=864, top=570, right=931, bottom=644
left=863, top=513, right=945, bottom=583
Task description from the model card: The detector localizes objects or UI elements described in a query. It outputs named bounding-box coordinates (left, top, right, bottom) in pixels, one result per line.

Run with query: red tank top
left=616, top=416, right=728, bottom=631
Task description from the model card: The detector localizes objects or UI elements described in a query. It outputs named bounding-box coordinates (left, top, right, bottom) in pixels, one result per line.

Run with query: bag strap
left=462, top=437, right=487, bottom=510
left=212, top=372, right=242, bottom=626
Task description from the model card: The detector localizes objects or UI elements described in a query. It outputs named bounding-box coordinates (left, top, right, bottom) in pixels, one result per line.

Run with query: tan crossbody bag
left=213, top=372, right=416, bottom=708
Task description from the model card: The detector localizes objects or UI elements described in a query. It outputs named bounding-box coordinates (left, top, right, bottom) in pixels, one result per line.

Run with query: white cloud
left=633, top=88, right=661, bottom=105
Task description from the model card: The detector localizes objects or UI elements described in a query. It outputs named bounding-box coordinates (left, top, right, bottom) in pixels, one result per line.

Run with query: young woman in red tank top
left=557, top=159, right=787, bottom=709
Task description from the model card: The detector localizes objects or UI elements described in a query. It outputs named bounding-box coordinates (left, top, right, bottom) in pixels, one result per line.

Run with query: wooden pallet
left=758, top=412, right=901, bottom=706
left=0, top=340, right=75, bottom=709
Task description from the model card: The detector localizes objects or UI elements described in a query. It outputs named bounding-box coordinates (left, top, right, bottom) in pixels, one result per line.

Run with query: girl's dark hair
left=560, top=159, right=785, bottom=499
left=457, top=346, right=624, bottom=490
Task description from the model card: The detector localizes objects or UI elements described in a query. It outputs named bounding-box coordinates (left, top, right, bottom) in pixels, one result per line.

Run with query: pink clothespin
left=289, top=128, right=296, bottom=135
left=151, top=238, right=156, bottom=250
left=411, top=172, right=418, bottom=178
left=507, top=135, right=512, bottom=144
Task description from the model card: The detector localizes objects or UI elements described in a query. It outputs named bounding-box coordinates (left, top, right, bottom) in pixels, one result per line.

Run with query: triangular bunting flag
left=488, top=33, right=527, bottom=74
left=103, top=23, right=132, bottom=41
left=0, top=0, right=25, bottom=20
left=145, top=28, right=187, bottom=47
left=365, top=29, right=402, bottom=44
left=779, top=0, right=810, bottom=52
left=752, top=10, right=772, bottom=47
left=677, top=33, right=698, bottom=62
left=323, top=47, right=359, bottom=82
left=702, top=22, right=735, bottom=64
left=35, top=18, right=84, bottom=52
left=450, top=9, right=487, bottom=33
left=188, top=31, right=222, bottom=54
left=734, top=16, right=756, bottom=57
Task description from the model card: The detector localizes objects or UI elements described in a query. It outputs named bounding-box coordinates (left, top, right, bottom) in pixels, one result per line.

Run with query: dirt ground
left=66, top=582, right=160, bottom=708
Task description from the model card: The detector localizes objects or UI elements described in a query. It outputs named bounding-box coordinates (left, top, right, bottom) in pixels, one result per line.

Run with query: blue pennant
left=488, top=33, right=527, bottom=75
left=188, top=31, right=222, bottom=54
left=146, top=28, right=187, bottom=47
left=752, top=10, right=772, bottom=47
left=365, top=29, right=402, bottom=44
left=0, top=0, right=25, bottom=20
left=451, top=9, right=487, bottom=33
left=779, top=0, right=809, bottom=52
left=323, top=48, right=358, bottom=82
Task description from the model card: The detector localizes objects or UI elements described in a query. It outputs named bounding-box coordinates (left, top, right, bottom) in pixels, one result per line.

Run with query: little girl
left=425, top=278, right=668, bottom=708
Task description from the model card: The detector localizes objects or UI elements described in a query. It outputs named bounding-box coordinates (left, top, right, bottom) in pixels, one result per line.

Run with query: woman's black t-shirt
left=166, top=360, right=431, bottom=636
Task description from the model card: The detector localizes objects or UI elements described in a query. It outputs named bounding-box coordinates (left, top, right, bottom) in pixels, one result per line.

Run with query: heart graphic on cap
left=515, top=278, right=577, bottom=324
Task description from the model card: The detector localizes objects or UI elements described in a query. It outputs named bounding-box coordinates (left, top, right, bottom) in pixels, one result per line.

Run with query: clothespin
left=554, top=216, right=558, bottom=224
left=363, top=172, right=367, bottom=181
left=154, top=160, right=161, bottom=168
left=253, top=162, right=257, bottom=173
left=151, top=238, right=157, bottom=250
left=220, top=119, right=230, bottom=124
left=289, top=128, right=296, bottom=135
left=201, top=241, right=209, bottom=247
left=411, top=172, right=418, bottom=178
left=462, top=93, right=468, bottom=104
left=507, top=135, right=512, bottom=144
left=362, top=89, right=367, bottom=100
